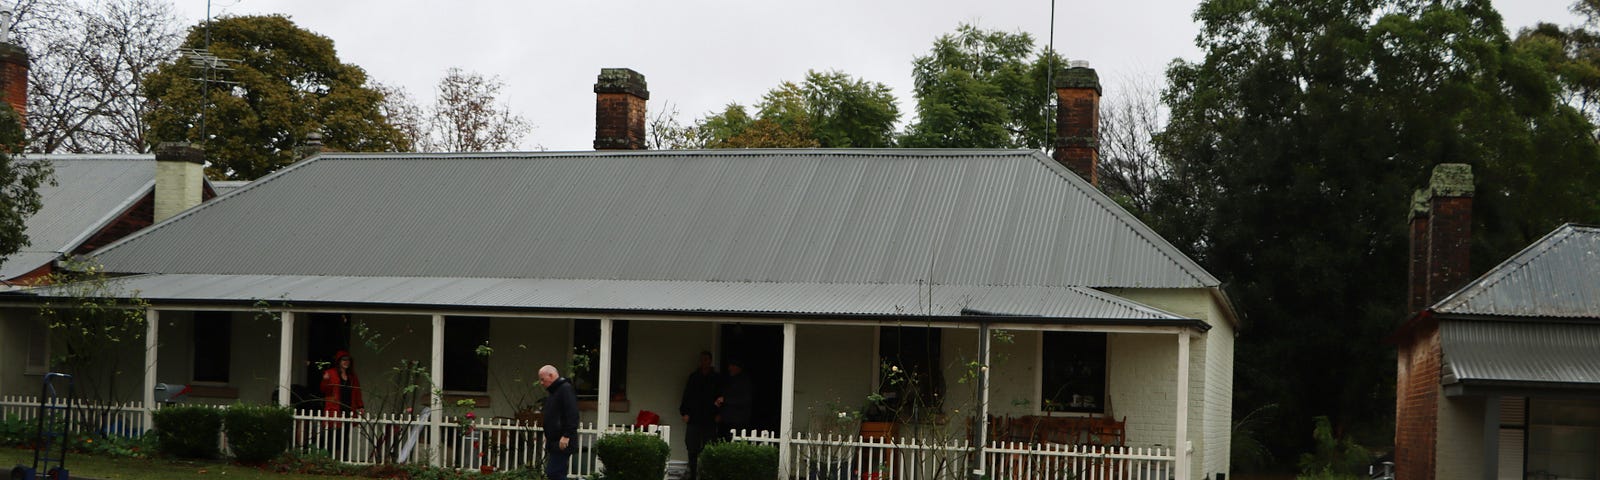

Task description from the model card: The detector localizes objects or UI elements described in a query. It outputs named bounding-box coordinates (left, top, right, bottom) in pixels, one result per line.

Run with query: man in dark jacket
left=717, top=358, right=753, bottom=439
left=540, top=364, right=579, bottom=480
left=679, top=351, right=719, bottom=480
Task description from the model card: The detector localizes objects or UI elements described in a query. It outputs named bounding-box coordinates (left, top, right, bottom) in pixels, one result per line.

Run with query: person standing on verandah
left=540, top=365, right=579, bottom=480
left=679, top=351, right=719, bottom=480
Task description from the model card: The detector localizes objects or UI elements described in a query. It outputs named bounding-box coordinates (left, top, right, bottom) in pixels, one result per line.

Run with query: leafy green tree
left=143, top=15, right=408, bottom=179
left=901, top=24, right=1062, bottom=149
left=696, top=70, right=898, bottom=149
left=1515, top=0, right=1600, bottom=126
left=1, top=105, right=52, bottom=266
left=1153, top=0, right=1600, bottom=463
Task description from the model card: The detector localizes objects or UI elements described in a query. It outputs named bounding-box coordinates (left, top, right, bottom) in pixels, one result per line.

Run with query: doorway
left=304, top=313, right=352, bottom=389
left=719, top=324, right=783, bottom=432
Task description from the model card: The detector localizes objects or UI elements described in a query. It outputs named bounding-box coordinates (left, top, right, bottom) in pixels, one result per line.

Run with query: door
left=720, top=324, right=783, bottom=432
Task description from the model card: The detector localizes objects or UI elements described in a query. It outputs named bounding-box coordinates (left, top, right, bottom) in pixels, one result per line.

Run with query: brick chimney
left=154, top=142, right=206, bottom=222
left=1054, top=60, right=1100, bottom=186
left=1406, top=163, right=1474, bottom=312
left=0, top=11, right=29, bottom=126
left=593, top=68, right=648, bottom=150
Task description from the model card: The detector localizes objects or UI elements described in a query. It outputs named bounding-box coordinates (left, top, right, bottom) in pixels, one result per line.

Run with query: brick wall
left=1394, top=319, right=1440, bottom=480
left=594, top=92, right=646, bottom=150
left=1053, top=87, right=1099, bottom=185
left=0, top=43, right=27, bottom=123
left=1426, top=195, right=1471, bottom=305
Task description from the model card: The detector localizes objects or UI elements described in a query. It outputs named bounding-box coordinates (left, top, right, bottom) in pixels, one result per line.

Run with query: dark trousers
left=545, top=448, right=571, bottom=480
left=685, top=423, right=717, bottom=479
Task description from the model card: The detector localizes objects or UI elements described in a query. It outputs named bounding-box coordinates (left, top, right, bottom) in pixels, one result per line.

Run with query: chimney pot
left=1407, top=163, right=1474, bottom=311
left=1069, top=60, right=1090, bottom=69
left=594, top=68, right=649, bottom=150
left=154, top=142, right=206, bottom=221
left=0, top=38, right=27, bottom=126
left=1053, top=63, right=1101, bottom=186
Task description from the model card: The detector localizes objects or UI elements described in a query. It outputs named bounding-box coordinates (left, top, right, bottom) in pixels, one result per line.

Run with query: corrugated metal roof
left=1433, top=224, right=1600, bottom=318
left=210, top=180, right=249, bottom=196
left=1442, top=320, right=1600, bottom=386
left=10, top=273, right=1187, bottom=320
left=1, top=155, right=154, bottom=280
left=91, top=150, right=1217, bottom=289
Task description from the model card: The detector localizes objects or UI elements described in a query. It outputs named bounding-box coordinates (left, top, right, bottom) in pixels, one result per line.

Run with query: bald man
left=539, top=365, right=579, bottom=479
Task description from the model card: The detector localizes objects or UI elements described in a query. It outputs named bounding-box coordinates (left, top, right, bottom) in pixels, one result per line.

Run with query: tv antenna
left=180, top=0, right=241, bottom=146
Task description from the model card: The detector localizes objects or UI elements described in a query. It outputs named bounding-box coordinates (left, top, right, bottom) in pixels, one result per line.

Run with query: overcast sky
left=170, top=0, right=1582, bottom=151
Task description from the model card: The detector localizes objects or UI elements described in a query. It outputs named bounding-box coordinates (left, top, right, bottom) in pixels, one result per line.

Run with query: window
left=1040, top=332, right=1107, bottom=414
left=25, top=319, right=49, bottom=375
left=572, top=319, right=629, bottom=398
left=444, top=316, right=490, bottom=392
left=192, top=311, right=232, bottom=383
left=878, top=326, right=944, bottom=410
left=1527, top=398, right=1600, bottom=479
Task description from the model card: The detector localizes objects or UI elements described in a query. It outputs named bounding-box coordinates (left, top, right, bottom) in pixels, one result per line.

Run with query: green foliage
left=143, top=14, right=408, bottom=180
left=697, top=441, right=779, bottom=480
left=0, top=413, right=39, bottom=447
left=222, top=403, right=293, bottom=463
left=71, top=431, right=157, bottom=458
left=592, top=432, right=669, bottom=480
left=901, top=24, right=1062, bottom=149
left=1153, top=0, right=1600, bottom=464
left=0, top=103, right=52, bottom=265
left=37, top=259, right=151, bottom=406
left=151, top=405, right=223, bottom=459
left=698, top=70, right=899, bottom=149
left=1295, top=416, right=1370, bottom=479
left=266, top=448, right=364, bottom=475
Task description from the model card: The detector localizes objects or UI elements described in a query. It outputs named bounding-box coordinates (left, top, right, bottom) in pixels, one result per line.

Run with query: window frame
left=1036, top=331, right=1109, bottom=415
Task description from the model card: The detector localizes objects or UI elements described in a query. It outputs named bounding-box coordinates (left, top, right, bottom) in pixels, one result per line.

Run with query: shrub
left=593, top=432, right=669, bottom=480
left=223, top=403, right=293, bottom=463
left=151, top=405, right=223, bottom=459
left=699, top=441, right=778, bottom=480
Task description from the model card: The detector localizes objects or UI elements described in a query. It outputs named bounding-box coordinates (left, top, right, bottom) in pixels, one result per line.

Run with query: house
left=0, top=67, right=1237, bottom=480
left=0, top=33, right=217, bottom=286
left=1393, top=164, right=1600, bottom=480
left=0, top=150, right=218, bottom=286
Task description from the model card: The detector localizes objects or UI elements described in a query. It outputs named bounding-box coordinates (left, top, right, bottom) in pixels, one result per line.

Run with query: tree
left=1514, top=0, right=1600, bottom=127
left=900, top=24, right=1061, bottom=149
left=8, top=0, right=183, bottom=153
left=695, top=70, right=898, bottom=149
left=419, top=68, right=531, bottom=152
left=143, top=15, right=408, bottom=179
left=0, top=105, right=51, bottom=266
left=380, top=69, right=532, bottom=153
left=1154, top=0, right=1600, bottom=464
left=645, top=102, right=709, bottom=150
left=1097, top=77, right=1169, bottom=213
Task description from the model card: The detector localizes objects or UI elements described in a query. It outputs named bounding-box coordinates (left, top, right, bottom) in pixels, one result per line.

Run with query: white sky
left=170, top=0, right=1582, bottom=151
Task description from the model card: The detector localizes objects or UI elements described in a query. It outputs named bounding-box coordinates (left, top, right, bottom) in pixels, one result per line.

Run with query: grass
left=4, top=448, right=350, bottom=480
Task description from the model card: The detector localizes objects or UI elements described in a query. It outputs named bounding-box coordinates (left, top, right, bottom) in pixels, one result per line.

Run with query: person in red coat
left=319, top=351, right=364, bottom=414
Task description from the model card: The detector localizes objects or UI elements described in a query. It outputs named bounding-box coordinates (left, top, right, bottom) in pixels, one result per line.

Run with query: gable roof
left=1, top=155, right=154, bottom=280
left=1432, top=224, right=1600, bottom=319
left=91, top=149, right=1217, bottom=290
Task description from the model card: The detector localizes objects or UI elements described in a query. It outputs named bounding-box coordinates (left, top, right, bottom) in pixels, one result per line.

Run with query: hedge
left=698, top=441, right=778, bottom=480
left=151, top=405, right=223, bottom=459
left=223, top=403, right=293, bottom=463
left=593, top=432, right=669, bottom=480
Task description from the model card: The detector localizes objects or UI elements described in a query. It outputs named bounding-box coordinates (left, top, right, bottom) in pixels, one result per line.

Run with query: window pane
left=192, top=312, right=232, bottom=383
left=444, top=316, right=489, bottom=392
left=1041, top=332, right=1106, bottom=414
left=572, top=320, right=629, bottom=398
left=878, top=326, right=943, bottom=411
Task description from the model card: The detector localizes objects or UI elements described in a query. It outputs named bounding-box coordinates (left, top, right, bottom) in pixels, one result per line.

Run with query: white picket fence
left=291, top=408, right=670, bottom=476
left=0, top=396, right=669, bottom=478
left=734, top=430, right=1176, bottom=480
